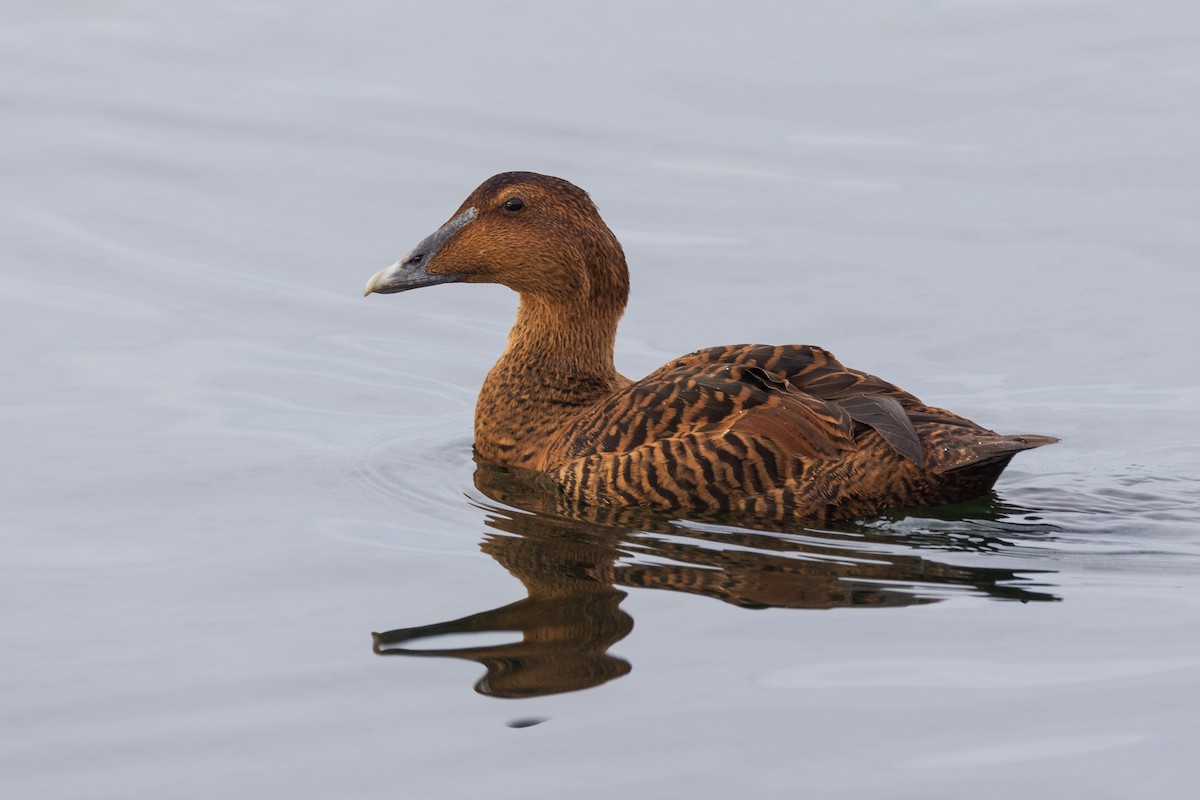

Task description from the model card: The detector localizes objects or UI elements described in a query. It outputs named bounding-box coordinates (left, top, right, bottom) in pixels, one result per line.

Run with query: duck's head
left=364, top=172, right=629, bottom=311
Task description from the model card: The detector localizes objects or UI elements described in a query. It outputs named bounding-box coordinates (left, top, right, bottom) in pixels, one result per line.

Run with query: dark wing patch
left=837, top=394, right=925, bottom=467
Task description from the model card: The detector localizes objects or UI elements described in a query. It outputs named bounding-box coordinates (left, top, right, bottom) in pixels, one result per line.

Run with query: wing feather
left=836, top=394, right=925, bottom=467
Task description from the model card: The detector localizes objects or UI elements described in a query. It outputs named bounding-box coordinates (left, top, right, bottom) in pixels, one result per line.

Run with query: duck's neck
left=475, top=293, right=629, bottom=470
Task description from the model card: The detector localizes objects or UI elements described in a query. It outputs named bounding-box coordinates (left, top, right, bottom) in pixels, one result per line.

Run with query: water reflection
left=373, top=460, right=1059, bottom=698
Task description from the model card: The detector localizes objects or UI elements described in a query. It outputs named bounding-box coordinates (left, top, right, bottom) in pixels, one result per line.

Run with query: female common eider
left=364, top=172, right=1055, bottom=522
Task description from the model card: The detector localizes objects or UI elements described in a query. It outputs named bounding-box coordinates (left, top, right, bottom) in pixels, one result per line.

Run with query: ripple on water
left=347, top=428, right=473, bottom=507
left=1014, top=476, right=1200, bottom=523
left=860, top=469, right=1200, bottom=583
left=1001, top=471, right=1200, bottom=552
left=330, top=429, right=484, bottom=554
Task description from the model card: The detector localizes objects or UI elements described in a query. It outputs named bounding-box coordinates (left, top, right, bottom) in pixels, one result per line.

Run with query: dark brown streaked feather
left=726, top=400, right=856, bottom=460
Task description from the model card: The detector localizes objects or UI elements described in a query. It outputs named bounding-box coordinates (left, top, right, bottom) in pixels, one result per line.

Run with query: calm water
left=4, top=1, right=1200, bottom=797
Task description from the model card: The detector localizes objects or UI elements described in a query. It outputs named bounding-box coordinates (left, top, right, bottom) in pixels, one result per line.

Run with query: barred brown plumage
left=364, top=172, right=1056, bottom=523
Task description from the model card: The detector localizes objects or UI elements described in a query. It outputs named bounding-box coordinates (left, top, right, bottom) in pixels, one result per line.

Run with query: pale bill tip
left=363, top=265, right=392, bottom=297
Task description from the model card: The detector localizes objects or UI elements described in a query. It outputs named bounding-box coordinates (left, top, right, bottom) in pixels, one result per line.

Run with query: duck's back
left=544, top=344, right=1054, bottom=522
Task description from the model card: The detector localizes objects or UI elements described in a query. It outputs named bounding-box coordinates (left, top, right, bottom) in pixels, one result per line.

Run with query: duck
left=364, top=172, right=1056, bottom=523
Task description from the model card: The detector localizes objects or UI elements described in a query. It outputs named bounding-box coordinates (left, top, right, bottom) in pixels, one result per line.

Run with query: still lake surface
left=3, top=1, right=1199, bottom=797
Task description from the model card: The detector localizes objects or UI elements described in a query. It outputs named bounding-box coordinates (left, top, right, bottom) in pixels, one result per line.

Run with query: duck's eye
left=503, top=197, right=525, bottom=212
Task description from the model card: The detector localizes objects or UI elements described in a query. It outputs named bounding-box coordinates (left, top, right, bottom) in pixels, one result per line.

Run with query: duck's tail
left=926, top=433, right=1057, bottom=504
left=947, top=434, right=1059, bottom=471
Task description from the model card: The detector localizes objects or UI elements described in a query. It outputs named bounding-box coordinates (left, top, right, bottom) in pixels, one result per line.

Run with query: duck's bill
left=363, top=207, right=477, bottom=296
left=363, top=259, right=464, bottom=295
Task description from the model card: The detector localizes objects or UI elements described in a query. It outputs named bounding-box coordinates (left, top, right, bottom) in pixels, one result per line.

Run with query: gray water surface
left=3, top=1, right=1200, bottom=798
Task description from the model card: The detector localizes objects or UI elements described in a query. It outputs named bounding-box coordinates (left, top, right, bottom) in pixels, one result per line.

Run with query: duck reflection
left=373, top=460, right=1058, bottom=698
